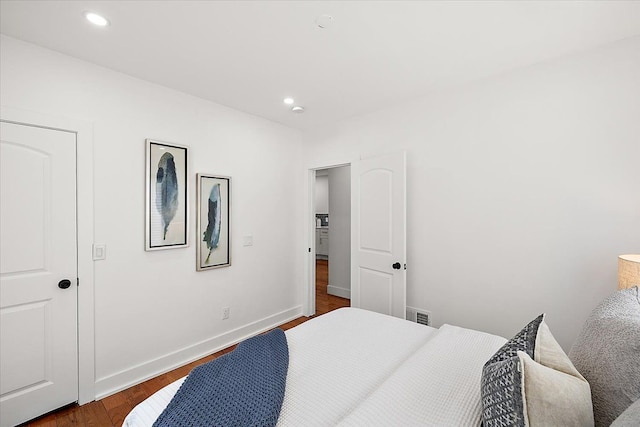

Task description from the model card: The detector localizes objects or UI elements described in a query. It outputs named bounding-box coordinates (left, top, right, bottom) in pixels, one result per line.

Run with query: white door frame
left=0, top=106, right=95, bottom=404
left=303, top=162, right=350, bottom=317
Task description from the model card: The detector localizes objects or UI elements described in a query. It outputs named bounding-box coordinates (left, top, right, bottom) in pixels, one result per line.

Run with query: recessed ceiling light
left=291, top=106, right=305, bottom=113
left=283, top=97, right=294, bottom=105
left=316, top=14, right=334, bottom=29
left=85, top=12, right=110, bottom=27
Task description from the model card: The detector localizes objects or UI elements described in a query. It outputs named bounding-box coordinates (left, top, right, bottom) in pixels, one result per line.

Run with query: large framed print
left=196, top=174, right=231, bottom=270
left=145, top=139, right=189, bottom=251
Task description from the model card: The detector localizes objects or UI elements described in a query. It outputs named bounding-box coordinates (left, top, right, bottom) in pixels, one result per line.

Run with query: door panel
left=358, top=268, right=393, bottom=315
left=0, top=122, right=78, bottom=427
left=359, top=169, right=392, bottom=252
left=351, top=152, right=406, bottom=319
left=0, top=144, right=49, bottom=274
left=0, top=301, right=51, bottom=395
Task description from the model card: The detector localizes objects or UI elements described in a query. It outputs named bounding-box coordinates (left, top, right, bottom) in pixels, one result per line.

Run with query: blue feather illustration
left=203, top=183, right=221, bottom=263
left=155, top=152, right=179, bottom=240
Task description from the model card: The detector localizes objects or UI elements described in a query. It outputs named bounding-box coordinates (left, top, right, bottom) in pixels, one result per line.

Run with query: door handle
left=58, top=279, right=72, bottom=289
left=392, top=262, right=402, bottom=270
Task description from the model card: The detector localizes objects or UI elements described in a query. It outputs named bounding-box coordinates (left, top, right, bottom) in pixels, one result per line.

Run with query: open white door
left=351, top=151, right=406, bottom=318
left=0, top=122, right=78, bottom=427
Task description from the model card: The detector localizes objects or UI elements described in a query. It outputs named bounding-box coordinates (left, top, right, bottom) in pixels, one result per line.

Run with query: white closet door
left=1, top=122, right=78, bottom=427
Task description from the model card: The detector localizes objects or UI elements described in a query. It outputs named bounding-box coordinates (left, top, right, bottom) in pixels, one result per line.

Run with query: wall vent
left=406, top=306, right=432, bottom=326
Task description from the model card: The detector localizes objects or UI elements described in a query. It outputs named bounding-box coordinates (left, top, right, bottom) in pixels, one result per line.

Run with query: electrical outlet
left=222, top=307, right=230, bottom=320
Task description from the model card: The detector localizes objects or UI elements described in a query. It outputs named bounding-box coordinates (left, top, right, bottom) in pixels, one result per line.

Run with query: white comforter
left=123, top=308, right=506, bottom=427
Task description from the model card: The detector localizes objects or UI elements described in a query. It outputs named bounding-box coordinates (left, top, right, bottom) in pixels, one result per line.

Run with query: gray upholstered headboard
left=569, top=286, right=640, bottom=427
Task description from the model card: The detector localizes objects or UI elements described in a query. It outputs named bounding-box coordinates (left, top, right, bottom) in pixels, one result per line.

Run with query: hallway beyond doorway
left=315, top=259, right=350, bottom=315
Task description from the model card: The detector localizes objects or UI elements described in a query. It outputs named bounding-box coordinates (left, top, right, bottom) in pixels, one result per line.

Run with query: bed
left=123, top=307, right=507, bottom=426
left=124, top=288, right=640, bottom=427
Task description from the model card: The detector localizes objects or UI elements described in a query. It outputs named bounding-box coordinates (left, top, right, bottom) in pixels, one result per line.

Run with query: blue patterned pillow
left=481, top=357, right=526, bottom=427
left=485, top=314, right=543, bottom=365
left=481, top=314, right=594, bottom=427
left=481, top=315, right=543, bottom=427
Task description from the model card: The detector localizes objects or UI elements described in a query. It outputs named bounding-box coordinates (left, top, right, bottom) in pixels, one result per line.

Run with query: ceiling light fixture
left=315, top=14, right=334, bottom=29
left=291, top=106, right=305, bottom=113
left=84, top=12, right=110, bottom=27
left=283, top=97, right=294, bottom=105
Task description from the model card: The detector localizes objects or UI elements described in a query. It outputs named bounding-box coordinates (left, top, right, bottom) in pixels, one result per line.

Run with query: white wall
left=3, top=30, right=638, bottom=402
left=0, top=36, right=305, bottom=398
left=328, top=166, right=351, bottom=298
left=303, top=36, right=640, bottom=350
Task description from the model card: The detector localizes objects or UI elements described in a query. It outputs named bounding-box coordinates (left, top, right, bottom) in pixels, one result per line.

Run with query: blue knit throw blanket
left=153, top=329, right=289, bottom=427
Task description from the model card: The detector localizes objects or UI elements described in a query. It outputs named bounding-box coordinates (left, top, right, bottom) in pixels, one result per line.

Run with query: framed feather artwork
left=145, top=139, right=189, bottom=251
left=196, top=174, right=231, bottom=270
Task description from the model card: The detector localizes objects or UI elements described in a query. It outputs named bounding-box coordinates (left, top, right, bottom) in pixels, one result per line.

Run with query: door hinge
left=77, top=278, right=80, bottom=287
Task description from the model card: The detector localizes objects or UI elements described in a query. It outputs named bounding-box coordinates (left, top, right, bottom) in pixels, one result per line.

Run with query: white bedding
left=337, top=324, right=507, bottom=426
left=276, top=307, right=436, bottom=426
left=123, top=308, right=506, bottom=427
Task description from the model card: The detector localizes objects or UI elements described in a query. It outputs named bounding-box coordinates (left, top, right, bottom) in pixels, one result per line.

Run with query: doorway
left=314, top=165, right=351, bottom=315
left=306, top=151, right=407, bottom=320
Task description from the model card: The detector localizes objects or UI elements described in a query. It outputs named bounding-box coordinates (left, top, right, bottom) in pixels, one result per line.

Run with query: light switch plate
left=93, top=244, right=106, bottom=260
left=242, top=235, right=253, bottom=246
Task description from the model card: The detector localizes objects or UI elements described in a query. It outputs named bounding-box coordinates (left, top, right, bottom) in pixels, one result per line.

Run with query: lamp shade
left=618, top=254, right=640, bottom=290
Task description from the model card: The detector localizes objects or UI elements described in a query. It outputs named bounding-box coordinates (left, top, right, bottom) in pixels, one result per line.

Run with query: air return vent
left=416, top=311, right=430, bottom=326
left=406, top=306, right=432, bottom=326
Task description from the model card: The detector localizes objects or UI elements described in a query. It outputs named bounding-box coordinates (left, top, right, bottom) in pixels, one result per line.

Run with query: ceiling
left=1, top=1, right=640, bottom=131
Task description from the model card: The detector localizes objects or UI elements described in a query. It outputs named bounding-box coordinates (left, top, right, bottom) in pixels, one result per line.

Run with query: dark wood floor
left=24, top=260, right=349, bottom=427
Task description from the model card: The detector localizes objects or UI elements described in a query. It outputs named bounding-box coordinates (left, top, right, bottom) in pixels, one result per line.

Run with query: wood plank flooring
left=23, top=260, right=349, bottom=427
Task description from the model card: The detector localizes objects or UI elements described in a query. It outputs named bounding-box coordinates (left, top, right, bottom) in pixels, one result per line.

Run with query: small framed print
left=145, top=139, right=189, bottom=251
left=196, top=174, right=231, bottom=270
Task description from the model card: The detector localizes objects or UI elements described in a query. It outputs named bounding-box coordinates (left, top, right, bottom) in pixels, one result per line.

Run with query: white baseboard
left=94, top=305, right=303, bottom=400
left=327, top=285, right=351, bottom=299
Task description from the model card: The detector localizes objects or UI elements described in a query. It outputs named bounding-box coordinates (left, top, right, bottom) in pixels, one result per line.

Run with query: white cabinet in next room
left=316, top=228, right=329, bottom=258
